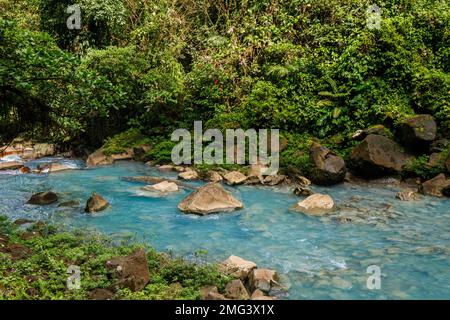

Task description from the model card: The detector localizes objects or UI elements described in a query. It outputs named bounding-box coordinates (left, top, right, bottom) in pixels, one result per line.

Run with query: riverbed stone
left=223, top=171, right=247, bottom=185
left=309, top=142, right=346, bottom=185
left=86, top=149, right=113, bottom=167
left=262, top=174, right=286, bottom=186
left=58, top=200, right=80, bottom=207
left=178, top=169, right=199, bottom=180
left=396, top=189, right=420, bottom=201
left=0, top=161, right=23, bottom=170
left=158, top=164, right=174, bottom=171
left=420, top=173, right=450, bottom=197
left=248, top=269, right=279, bottom=293
left=37, top=162, right=72, bottom=173
left=293, top=186, right=314, bottom=197
left=178, top=183, right=243, bottom=215
left=27, top=191, right=58, bottom=205
left=142, top=181, right=179, bottom=193
left=85, top=193, right=110, bottom=213
left=350, top=134, right=410, bottom=176
left=219, top=255, right=257, bottom=280
left=105, top=249, right=150, bottom=292
left=397, top=114, right=437, bottom=151
left=224, top=279, right=250, bottom=300
left=122, top=176, right=165, bottom=184
left=207, top=171, right=223, bottom=182
left=290, top=194, right=335, bottom=216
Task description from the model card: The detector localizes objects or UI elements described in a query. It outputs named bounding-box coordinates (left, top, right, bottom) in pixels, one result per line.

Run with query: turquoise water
left=0, top=159, right=449, bottom=299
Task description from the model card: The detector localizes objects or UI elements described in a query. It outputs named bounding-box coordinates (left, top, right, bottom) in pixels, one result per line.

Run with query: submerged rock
left=58, top=200, right=80, bottom=207
left=290, top=194, right=335, bottom=216
left=420, top=174, right=450, bottom=197
left=27, top=191, right=58, bottom=205
left=396, top=189, right=420, bottom=201
left=85, top=193, right=110, bottom=213
left=397, top=114, right=437, bottom=152
left=142, top=181, right=179, bottom=193
left=350, top=134, right=410, bottom=177
left=158, top=164, right=174, bottom=171
left=86, top=149, right=113, bottom=167
left=122, top=176, right=165, bottom=184
left=105, top=249, right=150, bottom=292
left=223, top=171, right=247, bottom=185
left=309, top=142, right=346, bottom=185
left=178, top=183, right=243, bottom=215
left=0, top=161, right=23, bottom=170
left=219, top=255, right=257, bottom=280
left=37, top=162, right=72, bottom=173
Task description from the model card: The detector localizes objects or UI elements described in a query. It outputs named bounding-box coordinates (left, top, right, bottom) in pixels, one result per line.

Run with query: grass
left=0, top=216, right=231, bottom=300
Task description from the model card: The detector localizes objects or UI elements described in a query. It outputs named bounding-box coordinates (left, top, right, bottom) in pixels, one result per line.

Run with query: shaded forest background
left=1, top=0, right=449, bottom=163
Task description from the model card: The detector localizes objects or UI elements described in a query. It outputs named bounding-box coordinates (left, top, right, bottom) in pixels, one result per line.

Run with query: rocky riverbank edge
left=0, top=216, right=282, bottom=300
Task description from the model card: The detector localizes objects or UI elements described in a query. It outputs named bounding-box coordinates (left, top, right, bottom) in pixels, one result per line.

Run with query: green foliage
left=0, top=217, right=230, bottom=300
left=102, top=129, right=153, bottom=155
left=145, top=139, right=177, bottom=164
left=402, top=149, right=449, bottom=180
left=280, top=132, right=313, bottom=174
left=1, top=0, right=449, bottom=156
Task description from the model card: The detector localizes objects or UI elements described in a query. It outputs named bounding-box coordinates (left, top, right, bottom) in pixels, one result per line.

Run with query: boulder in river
left=224, top=279, right=250, bottom=300
left=397, top=114, right=437, bottom=152
left=105, top=249, right=150, bottom=292
left=85, top=193, right=110, bottom=213
left=293, top=186, right=314, bottom=197
left=350, top=134, right=410, bottom=177
left=86, top=149, right=113, bottom=167
left=207, top=171, right=223, bottom=182
left=396, top=189, right=420, bottom=201
left=37, top=162, right=71, bottom=173
left=178, top=169, right=199, bottom=180
left=27, top=191, right=58, bottom=205
left=178, top=183, right=243, bottom=215
left=219, top=255, right=257, bottom=280
left=142, top=181, right=179, bottom=193
left=420, top=174, right=450, bottom=197
left=290, top=193, right=335, bottom=216
left=0, top=161, right=23, bottom=170
left=223, top=171, right=247, bottom=185
left=248, top=268, right=279, bottom=293
left=262, top=174, right=286, bottom=186
left=309, top=141, right=346, bottom=185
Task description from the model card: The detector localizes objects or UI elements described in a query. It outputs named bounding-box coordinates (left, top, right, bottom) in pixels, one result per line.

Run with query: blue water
left=0, top=159, right=449, bottom=299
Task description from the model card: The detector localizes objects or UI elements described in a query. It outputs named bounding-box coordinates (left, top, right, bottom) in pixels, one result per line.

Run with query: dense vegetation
left=1, top=0, right=449, bottom=168
left=0, top=216, right=230, bottom=299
